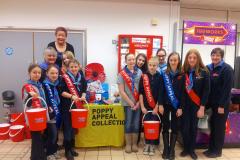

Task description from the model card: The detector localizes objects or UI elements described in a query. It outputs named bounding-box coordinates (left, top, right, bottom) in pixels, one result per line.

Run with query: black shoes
left=180, top=150, right=188, bottom=157
left=203, top=149, right=211, bottom=156
left=189, top=152, right=198, bottom=160
left=206, top=152, right=222, bottom=158
left=71, top=149, right=79, bottom=157
left=203, top=149, right=222, bottom=158
left=65, top=150, right=74, bottom=160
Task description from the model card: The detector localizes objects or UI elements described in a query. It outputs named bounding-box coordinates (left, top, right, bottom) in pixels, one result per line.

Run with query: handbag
left=198, top=109, right=212, bottom=130
left=198, top=115, right=209, bottom=129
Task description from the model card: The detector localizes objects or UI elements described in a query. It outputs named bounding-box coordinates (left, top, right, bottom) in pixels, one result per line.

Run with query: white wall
left=0, top=0, right=180, bottom=85
left=179, top=7, right=240, bottom=68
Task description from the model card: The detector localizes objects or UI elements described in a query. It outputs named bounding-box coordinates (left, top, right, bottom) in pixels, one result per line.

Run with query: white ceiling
left=66, top=0, right=240, bottom=10
left=181, top=0, right=240, bottom=10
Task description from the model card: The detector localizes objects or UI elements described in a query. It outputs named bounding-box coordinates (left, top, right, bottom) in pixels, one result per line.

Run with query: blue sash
left=162, top=72, right=179, bottom=109
left=43, top=80, right=61, bottom=128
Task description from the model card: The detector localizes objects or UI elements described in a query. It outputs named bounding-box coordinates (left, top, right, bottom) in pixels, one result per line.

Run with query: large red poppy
left=85, top=63, right=106, bottom=82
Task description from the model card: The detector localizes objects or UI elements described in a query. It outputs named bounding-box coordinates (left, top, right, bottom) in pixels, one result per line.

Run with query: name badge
left=196, top=76, right=203, bottom=79
left=212, top=73, right=219, bottom=77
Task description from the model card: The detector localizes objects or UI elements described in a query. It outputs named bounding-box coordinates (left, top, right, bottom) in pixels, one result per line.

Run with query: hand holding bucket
left=70, top=100, right=89, bottom=129
left=142, top=111, right=161, bottom=140
left=24, top=97, right=49, bottom=131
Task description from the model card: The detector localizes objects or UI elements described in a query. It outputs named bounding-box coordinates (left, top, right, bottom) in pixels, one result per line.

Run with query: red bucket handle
left=69, top=100, right=89, bottom=111
left=142, top=111, right=161, bottom=125
left=0, top=129, right=10, bottom=136
left=9, top=128, right=23, bottom=137
left=10, top=113, right=23, bottom=123
left=24, top=96, right=50, bottom=124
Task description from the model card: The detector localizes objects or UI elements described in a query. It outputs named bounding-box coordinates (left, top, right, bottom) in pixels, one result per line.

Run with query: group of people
left=22, top=27, right=86, bottom=160
left=118, top=48, right=234, bottom=160
left=20, top=26, right=234, bottom=160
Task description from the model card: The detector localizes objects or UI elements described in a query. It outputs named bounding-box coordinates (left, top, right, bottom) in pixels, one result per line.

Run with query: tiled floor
left=0, top=139, right=240, bottom=160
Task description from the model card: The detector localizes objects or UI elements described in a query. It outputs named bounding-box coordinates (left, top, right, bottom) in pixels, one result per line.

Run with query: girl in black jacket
left=160, top=52, right=183, bottom=160
left=180, top=49, right=210, bottom=160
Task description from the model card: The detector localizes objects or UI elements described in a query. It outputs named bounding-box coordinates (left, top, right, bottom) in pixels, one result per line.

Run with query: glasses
left=157, top=55, right=166, bottom=58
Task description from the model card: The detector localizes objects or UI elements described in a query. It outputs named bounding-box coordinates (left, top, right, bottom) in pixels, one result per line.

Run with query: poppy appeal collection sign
left=183, top=20, right=237, bottom=45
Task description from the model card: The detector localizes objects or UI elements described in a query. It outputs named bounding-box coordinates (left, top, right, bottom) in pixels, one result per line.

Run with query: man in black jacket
left=204, top=48, right=234, bottom=158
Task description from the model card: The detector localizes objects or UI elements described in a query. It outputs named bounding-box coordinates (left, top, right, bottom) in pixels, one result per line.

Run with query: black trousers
left=181, top=105, right=199, bottom=153
left=62, top=111, right=75, bottom=152
left=46, top=123, right=58, bottom=156
left=208, top=107, right=229, bottom=154
left=31, top=131, right=46, bottom=160
left=162, top=104, right=180, bottom=134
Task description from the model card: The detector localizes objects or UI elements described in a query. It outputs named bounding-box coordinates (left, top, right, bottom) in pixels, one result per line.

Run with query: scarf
left=123, top=65, right=138, bottom=94
left=67, top=71, right=81, bottom=92
left=27, top=80, right=46, bottom=107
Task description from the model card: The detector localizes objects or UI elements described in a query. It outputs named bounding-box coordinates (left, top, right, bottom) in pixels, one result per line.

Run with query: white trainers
left=47, top=155, right=56, bottom=160
left=53, top=151, right=61, bottom=159
left=143, top=145, right=150, bottom=155
left=149, top=145, right=155, bottom=156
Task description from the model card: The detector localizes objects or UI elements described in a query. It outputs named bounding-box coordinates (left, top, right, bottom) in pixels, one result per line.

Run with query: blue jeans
left=46, top=123, right=58, bottom=156
left=124, top=106, right=141, bottom=133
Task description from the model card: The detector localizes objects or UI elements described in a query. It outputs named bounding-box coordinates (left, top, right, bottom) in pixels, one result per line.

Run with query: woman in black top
left=48, top=27, right=75, bottom=68
left=180, top=49, right=210, bottom=160
left=203, top=48, right=234, bottom=158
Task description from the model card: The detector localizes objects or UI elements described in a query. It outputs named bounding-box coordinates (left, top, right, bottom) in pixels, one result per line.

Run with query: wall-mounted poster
left=183, top=20, right=237, bottom=45
left=118, top=34, right=163, bottom=72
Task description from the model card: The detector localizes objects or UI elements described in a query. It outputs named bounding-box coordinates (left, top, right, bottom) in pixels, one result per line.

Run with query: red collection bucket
left=0, top=123, right=10, bottom=140
left=24, top=124, right=31, bottom=139
left=70, top=101, right=89, bottom=128
left=9, top=125, right=25, bottom=142
left=24, top=97, right=48, bottom=131
left=10, top=113, right=25, bottom=125
left=143, top=111, right=161, bottom=140
left=26, top=108, right=47, bottom=131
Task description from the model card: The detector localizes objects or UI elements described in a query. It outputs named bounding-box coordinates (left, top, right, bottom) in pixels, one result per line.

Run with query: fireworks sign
left=183, top=20, right=237, bottom=45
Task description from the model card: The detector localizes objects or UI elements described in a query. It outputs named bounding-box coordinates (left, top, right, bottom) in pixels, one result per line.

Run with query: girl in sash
left=136, top=53, right=148, bottom=73
left=22, top=63, right=47, bottom=160
left=161, top=52, right=183, bottom=160
left=42, top=65, right=62, bottom=160
left=180, top=49, right=210, bottom=160
left=117, top=53, right=142, bottom=153
left=39, top=47, right=58, bottom=82
left=139, top=57, right=163, bottom=156
left=60, top=59, right=87, bottom=160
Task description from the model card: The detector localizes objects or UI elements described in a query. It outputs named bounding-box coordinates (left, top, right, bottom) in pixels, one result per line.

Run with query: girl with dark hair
left=22, top=63, right=47, bottom=160
left=135, top=53, right=148, bottom=73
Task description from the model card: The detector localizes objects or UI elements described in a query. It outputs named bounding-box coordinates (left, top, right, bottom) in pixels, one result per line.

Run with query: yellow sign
left=75, top=104, right=125, bottom=147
